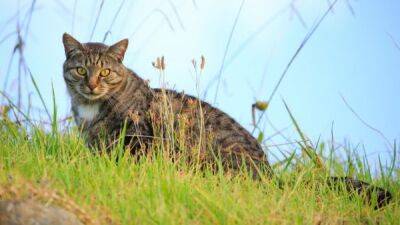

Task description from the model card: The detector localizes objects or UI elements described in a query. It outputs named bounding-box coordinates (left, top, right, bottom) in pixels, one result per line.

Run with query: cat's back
left=150, top=89, right=272, bottom=176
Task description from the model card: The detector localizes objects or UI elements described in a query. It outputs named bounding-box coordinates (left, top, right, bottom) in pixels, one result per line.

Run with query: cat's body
left=62, top=33, right=391, bottom=208
left=71, top=68, right=271, bottom=177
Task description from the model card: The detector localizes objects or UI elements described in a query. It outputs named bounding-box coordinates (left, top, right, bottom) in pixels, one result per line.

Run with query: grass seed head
left=200, top=55, right=205, bottom=70
left=254, top=101, right=269, bottom=111
left=152, top=56, right=166, bottom=71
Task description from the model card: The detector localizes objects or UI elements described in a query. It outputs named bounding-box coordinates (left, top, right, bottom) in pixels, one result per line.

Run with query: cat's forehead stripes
left=79, top=43, right=108, bottom=67
left=64, top=55, right=116, bottom=73
left=72, top=53, right=111, bottom=69
left=83, top=53, right=104, bottom=67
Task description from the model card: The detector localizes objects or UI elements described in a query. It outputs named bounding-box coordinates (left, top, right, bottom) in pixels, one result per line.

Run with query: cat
left=62, top=33, right=392, bottom=208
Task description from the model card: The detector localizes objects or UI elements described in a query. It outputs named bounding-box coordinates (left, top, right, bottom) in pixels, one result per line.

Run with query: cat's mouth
left=77, top=87, right=106, bottom=101
left=81, top=93, right=104, bottom=101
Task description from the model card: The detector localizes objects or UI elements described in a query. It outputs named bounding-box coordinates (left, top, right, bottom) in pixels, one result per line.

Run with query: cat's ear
left=108, top=39, right=129, bottom=62
left=62, top=33, right=83, bottom=58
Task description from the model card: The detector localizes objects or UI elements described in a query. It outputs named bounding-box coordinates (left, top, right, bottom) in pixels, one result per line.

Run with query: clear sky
left=0, top=0, right=399, bottom=168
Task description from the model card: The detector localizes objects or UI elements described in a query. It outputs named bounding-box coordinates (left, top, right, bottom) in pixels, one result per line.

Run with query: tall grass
left=0, top=116, right=399, bottom=225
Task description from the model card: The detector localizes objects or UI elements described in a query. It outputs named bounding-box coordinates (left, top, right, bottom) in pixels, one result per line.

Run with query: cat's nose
left=88, top=78, right=98, bottom=90
left=88, top=83, right=97, bottom=91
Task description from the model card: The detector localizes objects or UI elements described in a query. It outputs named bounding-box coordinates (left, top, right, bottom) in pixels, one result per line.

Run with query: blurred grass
left=0, top=119, right=398, bottom=225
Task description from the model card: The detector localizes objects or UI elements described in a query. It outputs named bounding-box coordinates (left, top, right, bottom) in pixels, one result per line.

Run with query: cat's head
left=62, top=33, right=129, bottom=102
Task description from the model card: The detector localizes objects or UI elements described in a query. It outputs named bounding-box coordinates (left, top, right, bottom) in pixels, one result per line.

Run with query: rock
left=0, top=200, right=84, bottom=225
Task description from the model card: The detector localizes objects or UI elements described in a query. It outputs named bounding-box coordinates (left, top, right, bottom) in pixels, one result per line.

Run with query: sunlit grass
left=0, top=120, right=398, bottom=225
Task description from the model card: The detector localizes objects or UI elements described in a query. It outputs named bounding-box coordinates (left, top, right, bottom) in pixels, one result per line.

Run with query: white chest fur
left=76, top=104, right=100, bottom=121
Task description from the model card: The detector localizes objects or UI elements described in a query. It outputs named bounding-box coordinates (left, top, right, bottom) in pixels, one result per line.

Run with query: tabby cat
left=62, top=33, right=391, bottom=208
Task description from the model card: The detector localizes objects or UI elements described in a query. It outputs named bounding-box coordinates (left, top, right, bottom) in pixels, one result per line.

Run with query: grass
left=0, top=118, right=399, bottom=225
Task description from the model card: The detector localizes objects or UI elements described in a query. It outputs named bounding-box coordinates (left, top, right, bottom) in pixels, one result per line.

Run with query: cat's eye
left=76, top=67, right=87, bottom=75
left=100, top=69, right=111, bottom=77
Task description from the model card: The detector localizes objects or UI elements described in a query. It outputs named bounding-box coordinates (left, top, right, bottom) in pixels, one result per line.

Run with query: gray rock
left=0, top=200, right=84, bottom=225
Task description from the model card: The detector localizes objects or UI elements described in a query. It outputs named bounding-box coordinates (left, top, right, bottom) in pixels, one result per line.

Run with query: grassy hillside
left=0, top=119, right=398, bottom=225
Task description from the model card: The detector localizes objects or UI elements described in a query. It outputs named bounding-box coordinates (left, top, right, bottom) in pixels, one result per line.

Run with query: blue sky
left=0, top=0, right=399, bottom=167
